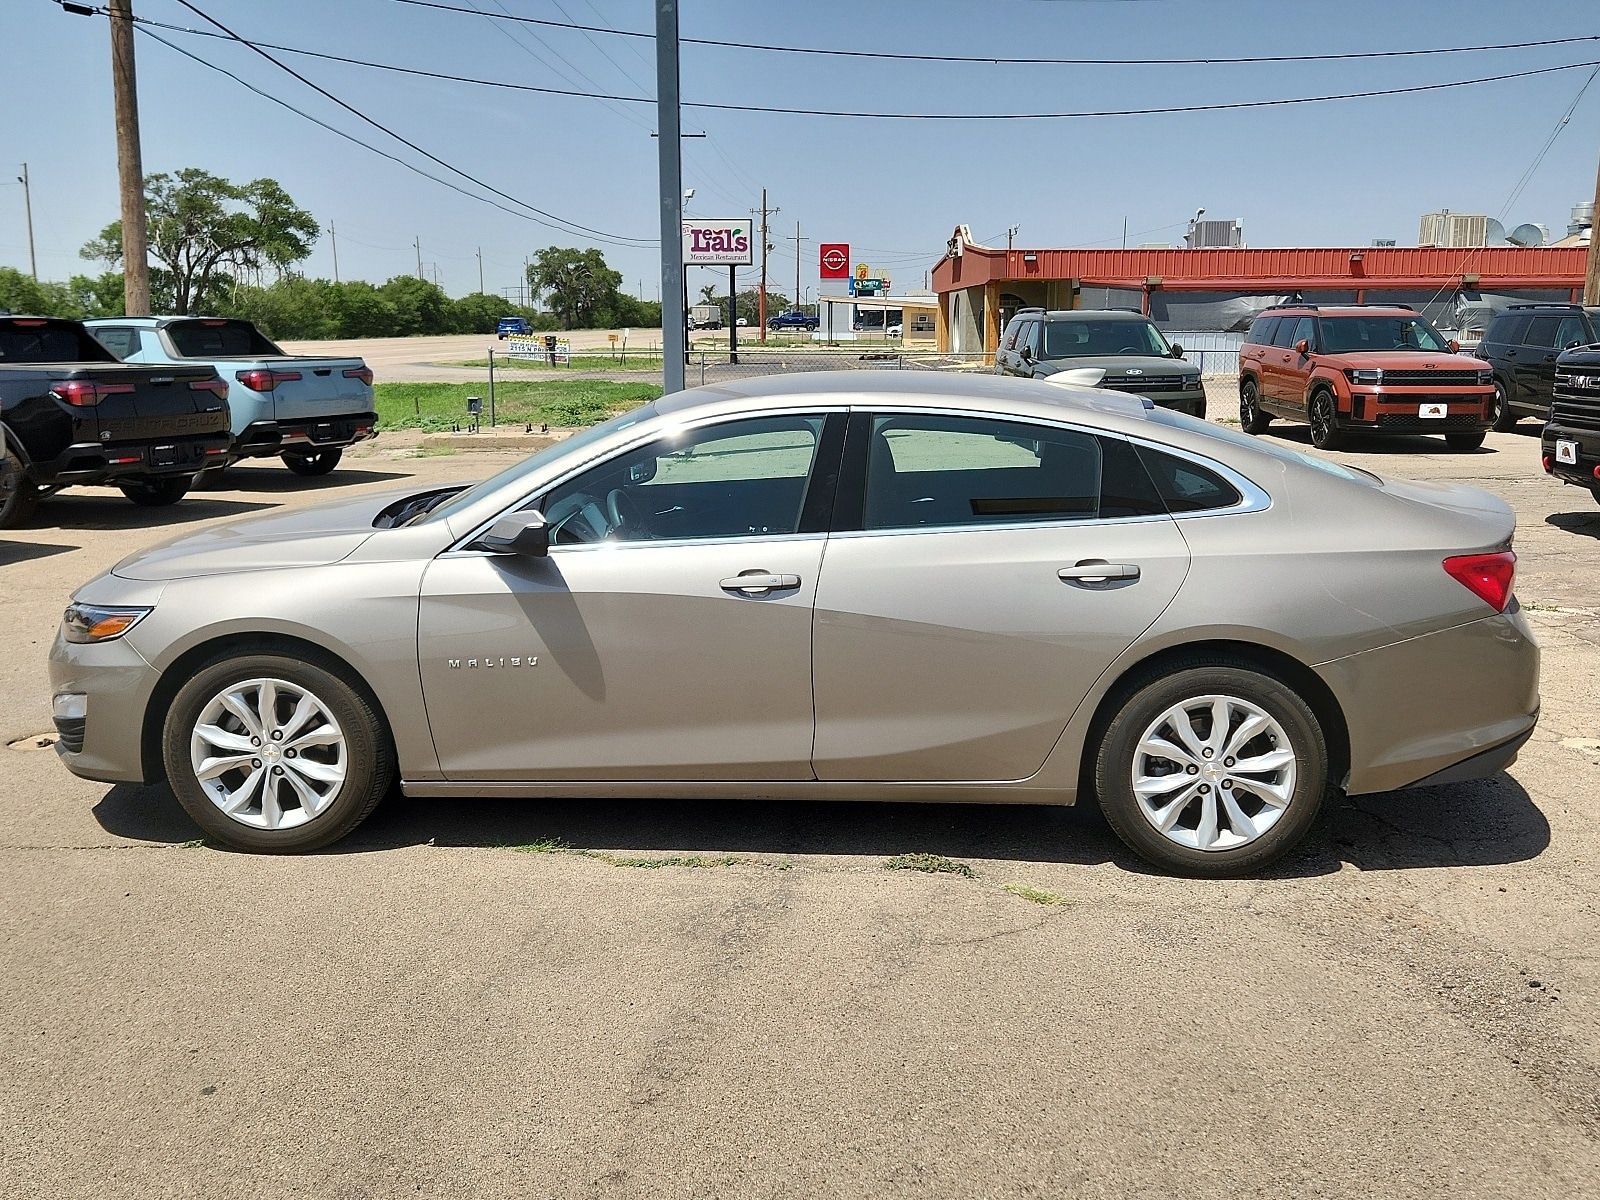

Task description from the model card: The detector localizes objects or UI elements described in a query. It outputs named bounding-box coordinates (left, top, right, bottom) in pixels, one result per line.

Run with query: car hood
left=1036, top=356, right=1200, bottom=380
left=111, top=485, right=430, bottom=580
left=1316, top=352, right=1489, bottom=371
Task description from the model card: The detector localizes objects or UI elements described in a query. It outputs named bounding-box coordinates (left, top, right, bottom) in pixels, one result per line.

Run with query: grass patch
left=1003, top=882, right=1070, bottom=906
left=884, top=853, right=976, bottom=878
left=374, top=380, right=661, bottom=432
left=176, top=838, right=207, bottom=849
left=500, top=840, right=740, bottom=870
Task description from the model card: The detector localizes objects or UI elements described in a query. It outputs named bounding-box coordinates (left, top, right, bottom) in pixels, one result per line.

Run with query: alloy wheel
left=1309, top=392, right=1340, bottom=449
left=1130, top=694, right=1297, bottom=852
left=189, top=677, right=348, bottom=830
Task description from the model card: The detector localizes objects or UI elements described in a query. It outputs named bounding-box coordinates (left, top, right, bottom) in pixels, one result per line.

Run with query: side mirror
left=1294, top=339, right=1310, bottom=355
left=482, top=509, right=549, bottom=557
left=1449, top=339, right=1461, bottom=354
left=1020, top=345, right=1033, bottom=361
left=1169, top=343, right=1184, bottom=358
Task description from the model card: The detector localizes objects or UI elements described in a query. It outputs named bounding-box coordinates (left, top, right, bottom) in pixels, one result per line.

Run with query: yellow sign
left=608, top=333, right=619, bottom=342
left=855, top=262, right=870, bottom=280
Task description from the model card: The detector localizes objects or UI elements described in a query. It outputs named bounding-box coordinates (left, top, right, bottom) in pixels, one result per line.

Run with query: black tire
left=1446, top=431, right=1487, bottom=452
left=1490, top=380, right=1517, bottom=432
left=119, top=475, right=191, bottom=506
left=1093, top=661, right=1330, bottom=877
left=1190, top=398, right=1208, bottom=420
left=161, top=651, right=394, bottom=853
left=282, top=447, right=343, bottom=476
left=191, top=464, right=230, bottom=491
left=1307, top=389, right=1345, bottom=451
left=0, top=447, right=40, bottom=529
left=1239, top=377, right=1270, bottom=434
left=1590, top=484, right=1600, bottom=507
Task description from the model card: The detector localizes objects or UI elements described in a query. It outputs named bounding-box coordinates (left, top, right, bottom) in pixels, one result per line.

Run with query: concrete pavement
left=3, top=419, right=1600, bottom=1197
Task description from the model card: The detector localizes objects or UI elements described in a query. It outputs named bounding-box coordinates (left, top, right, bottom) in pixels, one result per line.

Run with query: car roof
left=1019, top=310, right=1152, bottom=322
left=1265, top=306, right=1417, bottom=317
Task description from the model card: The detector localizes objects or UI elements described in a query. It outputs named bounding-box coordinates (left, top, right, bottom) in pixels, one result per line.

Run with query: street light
left=1186, top=207, right=1206, bottom=248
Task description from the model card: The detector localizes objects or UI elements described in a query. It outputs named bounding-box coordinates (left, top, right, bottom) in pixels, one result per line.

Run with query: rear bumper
left=1541, top=424, right=1600, bottom=488
left=235, top=412, right=379, bottom=458
left=1318, top=606, right=1540, bottom=795
left=33, top=434, right=231, bottom=484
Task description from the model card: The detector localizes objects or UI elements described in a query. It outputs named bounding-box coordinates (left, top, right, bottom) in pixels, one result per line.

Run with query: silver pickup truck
left=86, top=317, right=377, bottom=477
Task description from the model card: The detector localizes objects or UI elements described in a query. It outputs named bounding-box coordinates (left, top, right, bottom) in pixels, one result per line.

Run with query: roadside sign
left=820, top=243, right=850, bottom=279
left=507, top=333, right=570, bottom=364
left=682, top=218, right=754, bottom=265
left=853, top=278, right=885, bottom=295
left=855, top=262, right=870, bottom=281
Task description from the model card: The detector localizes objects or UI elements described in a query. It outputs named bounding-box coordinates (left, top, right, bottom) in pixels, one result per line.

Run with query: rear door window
left=1270, top=318, right=1303, bottom=348
left=165, top=319, right=286, bottom=358
left=1522, top=316, right=1561, bottom=348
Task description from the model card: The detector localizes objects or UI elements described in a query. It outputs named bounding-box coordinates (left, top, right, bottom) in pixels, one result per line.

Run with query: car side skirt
left=400, top=779, right=1078, bottom=804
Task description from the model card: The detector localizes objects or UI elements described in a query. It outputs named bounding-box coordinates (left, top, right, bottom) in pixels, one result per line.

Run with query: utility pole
left=789, top=221, right=804, bottom=317
left=751, top=189, right=778, bottom=343
left=329, top=220, right=340, bottom=283
left=1587, top=151, right=1600, bottom=304
left=477, top=246, right=484, bottom=294
left=655, top=0, right=685, bottom=392
left=17, top=164, right=36, bottom=280
left=108, top=0, right=150, bottom=315
left=415, top=237, right=423, bottom=281
left=1007, top=224, right=1019, bottom=251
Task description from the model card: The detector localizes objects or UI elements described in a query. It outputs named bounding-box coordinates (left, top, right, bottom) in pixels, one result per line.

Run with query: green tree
left=83, top=168, right=318, bottom=315
left=526, top=247, right=624, bottom=329
left=0, top=267, right=83, bottom=318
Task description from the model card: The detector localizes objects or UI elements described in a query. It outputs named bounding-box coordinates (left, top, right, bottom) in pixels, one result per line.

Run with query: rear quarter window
left=1134, top=445, right=1243, bottom=513
left=165, top=320, right=285, bottom=358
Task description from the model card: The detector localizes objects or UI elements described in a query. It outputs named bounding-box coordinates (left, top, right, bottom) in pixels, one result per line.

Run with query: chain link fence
left=685, top=348, right=993, bottom=387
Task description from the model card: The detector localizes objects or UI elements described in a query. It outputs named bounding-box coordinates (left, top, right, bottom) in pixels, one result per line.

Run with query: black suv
left=1543, top=346, right=1600, bottom=504
left=1474, top=303, right=1596, bottom=430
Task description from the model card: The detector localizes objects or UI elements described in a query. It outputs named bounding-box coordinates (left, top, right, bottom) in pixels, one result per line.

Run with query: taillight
left=236, top=369, right=302, bottom=392
left=189, top=378, right=229, bottom=401
left=11, top=318, right=48, bottom=327
left=342, top=366, right=374, bottom=386
left=1443, top=551, right=1516, bottom=613
left=49, top=379, right=135, bottom=407
left=1542, top=455, right=1553, bottom=472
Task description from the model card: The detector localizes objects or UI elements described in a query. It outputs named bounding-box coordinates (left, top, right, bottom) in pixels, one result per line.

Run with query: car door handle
left=1059, top=562, right=1140, bottom=584
left=720, top=572, right=800, bottom=594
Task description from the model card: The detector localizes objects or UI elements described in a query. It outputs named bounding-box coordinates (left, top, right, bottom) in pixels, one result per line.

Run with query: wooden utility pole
left=415, top=237, right=423, bottom=281
left=477, top=246, right=484, bottom=294
left=17, top=164, right=36, bottom=280
left=1586, top=153, right=1600, bottom=305
left=109, top=0, right=150, bottom=315
left=329, top=220, right=339, bottom=283
left=790, top=221, right=803, bottom=315
left=751, top=189, right=778, bottom=343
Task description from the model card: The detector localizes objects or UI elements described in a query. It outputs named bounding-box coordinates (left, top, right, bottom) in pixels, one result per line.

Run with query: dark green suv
left=995, top=308, right=1205, bottom=416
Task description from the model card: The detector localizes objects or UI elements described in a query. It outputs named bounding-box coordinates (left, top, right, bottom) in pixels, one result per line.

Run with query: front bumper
left=234, top=411, right=379, bottom=459
left=1342, top=388, right=1492, bottom=433
left=34, top=434, right=232, bottom=485
left=48, top=628, right=161, bottom=784
left=1541, top=425, right=1600, bottom=489
left=1317, top=605, right=1540, bottom=795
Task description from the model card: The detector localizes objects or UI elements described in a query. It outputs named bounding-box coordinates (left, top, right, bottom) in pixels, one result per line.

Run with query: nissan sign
left=682, top=219, right=754, bottom=265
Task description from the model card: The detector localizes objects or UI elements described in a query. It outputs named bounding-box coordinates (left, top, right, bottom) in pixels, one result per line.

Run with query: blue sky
left=3, top=0, right=1599, bottom=304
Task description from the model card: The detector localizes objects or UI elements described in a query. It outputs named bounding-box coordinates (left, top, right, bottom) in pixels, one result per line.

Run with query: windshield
left=1043, top=319, right=1170, bottom=359
left=1318, top=315, right=1450, bottom=354
left=424, top=402, right=660, bottom=524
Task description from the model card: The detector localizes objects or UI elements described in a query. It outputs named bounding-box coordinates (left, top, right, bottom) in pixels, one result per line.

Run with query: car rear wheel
left=1490, top=381, right=1517, bottom=431
left=119, top=475, right=191, bottom=506
left=282, top=447, right=343, bottom=476
left=1446, top=431, right=1487, bottom=452
left=1307, top=390, right=1345, bottom=450
left=1239, top=378, right=1270, bottom=434
left=162, top=652, right=394, bottom=853
left=0, top=448, right=39, bottom=528
left=1094, top=662, right=1329, bottom=877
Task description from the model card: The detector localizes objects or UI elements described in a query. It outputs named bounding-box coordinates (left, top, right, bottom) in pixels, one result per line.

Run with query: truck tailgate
left=231, top=358, right=374, bottom=421
left=85, top=363, right=230, bottom=442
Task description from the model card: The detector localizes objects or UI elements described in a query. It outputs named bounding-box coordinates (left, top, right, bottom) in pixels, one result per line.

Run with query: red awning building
left=930, top=225, right=1589, bottom=356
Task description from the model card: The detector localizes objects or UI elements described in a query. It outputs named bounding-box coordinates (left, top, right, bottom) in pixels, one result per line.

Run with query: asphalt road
left=3, top=415, right=1600, bottom=1198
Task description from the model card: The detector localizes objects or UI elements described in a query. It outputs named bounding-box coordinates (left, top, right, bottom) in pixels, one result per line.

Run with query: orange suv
left=1237, top=304, right=1493, bottom=451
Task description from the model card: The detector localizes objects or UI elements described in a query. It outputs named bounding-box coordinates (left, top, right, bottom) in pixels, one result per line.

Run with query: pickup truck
left=0, top=315, right=230, bottom=527
left=86, top=317, right=376, bottom=476
left=766, top=310, right=819, bottom=333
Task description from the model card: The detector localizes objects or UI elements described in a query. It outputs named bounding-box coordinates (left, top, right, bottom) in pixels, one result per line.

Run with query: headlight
left=62, top=603, right=151, bottom=643
left=1345, top=368, right=1383, bottom=385
left=1477, top=369, right=1494, bottom=385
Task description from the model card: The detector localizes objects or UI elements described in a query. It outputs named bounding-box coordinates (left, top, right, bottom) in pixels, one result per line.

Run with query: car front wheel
left=1307, top=390, right=1345, bottom=450
left=119, top=475, right=192, bottom=506
left=1094, top=661, right=1329, bottom=877
left=163, top=652, right=394, bottom=852
left=1490, top=381, right=1517, bottom=431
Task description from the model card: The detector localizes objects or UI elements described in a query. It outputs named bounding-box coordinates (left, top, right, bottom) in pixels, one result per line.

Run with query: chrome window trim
left=447, top=407, right=843, bottom=554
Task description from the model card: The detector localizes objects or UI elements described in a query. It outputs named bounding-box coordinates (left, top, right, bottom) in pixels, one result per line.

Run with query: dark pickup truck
left=0, top=316, right=230, bottom=527
left=1543, top=345, right=1600, bottom=505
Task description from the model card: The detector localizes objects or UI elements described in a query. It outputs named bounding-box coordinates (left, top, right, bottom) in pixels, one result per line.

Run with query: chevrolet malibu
left=50, top=372, right=1538, bottom=875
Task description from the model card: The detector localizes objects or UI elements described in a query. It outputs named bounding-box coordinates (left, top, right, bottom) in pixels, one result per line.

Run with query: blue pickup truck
left=86, top=317, right=376, bottom=476
left=766, top=310, right=819, bottom=333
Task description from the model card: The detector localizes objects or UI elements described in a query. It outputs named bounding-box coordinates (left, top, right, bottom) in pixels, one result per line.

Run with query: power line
left=383, top=1, right=1600, bottom=69
left=135, top=27, right=655, bottom=248
left=164, top=0, right=654, bottom=245
left=120, top=15, right=1600, bottom=122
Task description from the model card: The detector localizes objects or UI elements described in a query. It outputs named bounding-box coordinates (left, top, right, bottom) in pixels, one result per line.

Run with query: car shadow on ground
left=1547, top=511, right=1600, bottom=540
left=1260, top=426, right=1492, bottom=456
left=194, top=466, right=413, bottom=494
left=0, top=540, right=78, bottom=567
left=27, top=495, right=277, bottom=531
left=92, top=771, right=1550, bottom=878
